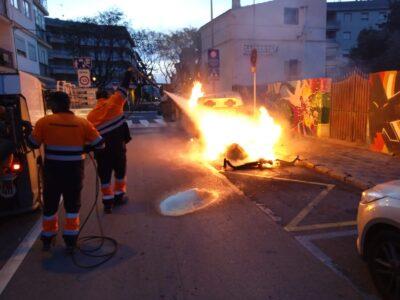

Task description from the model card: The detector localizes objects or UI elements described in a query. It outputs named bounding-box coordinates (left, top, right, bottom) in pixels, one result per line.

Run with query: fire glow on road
left=168, top=82, right=282, bottom=162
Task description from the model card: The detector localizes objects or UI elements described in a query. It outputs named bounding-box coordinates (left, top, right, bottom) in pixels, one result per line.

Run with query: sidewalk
left=280, top=136, right=400, bottom=190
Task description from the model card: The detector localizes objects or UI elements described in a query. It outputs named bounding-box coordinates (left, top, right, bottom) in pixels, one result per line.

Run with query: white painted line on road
left=154, top=119, right=167, bottom=126
left=295, top=230, right=374, bottom=298
left=224, top=171, right=331, bottom=187
left=285, top=184, right=335, bottom=230
left=0, top=218, right=41, bottom=295
left=286, top=221, right=357, bottom=232
left=139, top=120, right=150, bottom=127
left=223, top=171, right=355, bottom=233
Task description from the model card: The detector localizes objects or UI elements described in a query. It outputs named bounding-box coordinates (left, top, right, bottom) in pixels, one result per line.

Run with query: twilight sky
left=48, top=0, right=270, bottom=31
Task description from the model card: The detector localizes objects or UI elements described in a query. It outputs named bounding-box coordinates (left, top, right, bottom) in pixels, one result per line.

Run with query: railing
left=0, top=48, right=14, bottom=69
left=33, top=0, right=48, bottom=12
left=35, top=26, right=47, bottom=42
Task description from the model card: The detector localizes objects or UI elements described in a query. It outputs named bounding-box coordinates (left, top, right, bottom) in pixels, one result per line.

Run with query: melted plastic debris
left=159, top=188, right=219, bottom=217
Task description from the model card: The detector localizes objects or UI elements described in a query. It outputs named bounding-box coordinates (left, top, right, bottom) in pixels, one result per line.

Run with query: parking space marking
left=294, top=230, right=376, bottom=298
left=225, top=171, right=330, bottom=187
left=222, top=171, right=357, bottom=232
left=285, top=184, right=335, bottom=231
left=286, top=221, right=357, bottom=232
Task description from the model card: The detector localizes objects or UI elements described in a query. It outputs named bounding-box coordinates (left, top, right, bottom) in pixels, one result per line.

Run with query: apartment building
left=46, top=18, right=144, bottom=88
left=199, top=0, right=327, bottom=93
left=326, top=0, right=391, bottom=77
left=0, top=0, right=53, bottom=84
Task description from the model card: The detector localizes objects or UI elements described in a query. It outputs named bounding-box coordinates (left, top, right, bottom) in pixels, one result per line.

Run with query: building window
left=10, top=0, right=19, bottom=9
left=285, top=59, right=301, bottom=79
left=361, top=12, right=369, bottom=21
left=15, top=35, right=27, bottom=57
left=284, top=8, right=299, bottom=25
left=326, top=30, right=337, bottom=40
left=28, top=43, right=37, bottom=61
left=22, top=0, right=31, bottom=18
left=379, top=12, right=387, bottom=21
left=342, top=50, right=350, bottom=58
left=343, top=31, right=351, bottom=40
left=38, top=47, right=48, bottom=64
left=344, top=13, right=352, bottom=23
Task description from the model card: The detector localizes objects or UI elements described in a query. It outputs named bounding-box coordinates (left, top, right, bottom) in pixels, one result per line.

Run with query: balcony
left=33, top=0, right=48, bottom=15
left=0, top=48, right=14, bottom=69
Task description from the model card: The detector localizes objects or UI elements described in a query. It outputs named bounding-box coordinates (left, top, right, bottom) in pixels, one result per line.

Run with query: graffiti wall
left=370, top=71, right=400, bottom=154
left=265, top=78, right=331, bottom=136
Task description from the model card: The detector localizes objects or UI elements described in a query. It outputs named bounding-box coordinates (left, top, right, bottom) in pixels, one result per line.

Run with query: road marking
left=154, top=119, right=167, bottom=126
left=286, top=221, right=357, bottom=232
left=140, top=120, right=150, bottom=127
left=285, top=184, right=335, bottom=230
left=222, top=170, right=356, bottom=232
left=224, top=171, right=331, bottom=187
left=0, top=218, right=41, bottom=295
left=295, top=230, right=376, bottom=299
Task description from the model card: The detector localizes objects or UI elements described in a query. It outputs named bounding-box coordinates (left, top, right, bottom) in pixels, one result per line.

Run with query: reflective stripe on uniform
left=42, top=214, right=58, bottom=236
left=63, top=230, right=79, bottom=236
left=45, top=144, right=85, bottom=161
left=45, top=154, right=85, bottom=161
left=101, top=184, right=114, bottom=201
left=114, top=178, right=127, bottom=195
left=89, top=136, right=104, bottom=147
left=64, top=213, right=80, bottom=234
left=96, top=115, right=125, bottom=135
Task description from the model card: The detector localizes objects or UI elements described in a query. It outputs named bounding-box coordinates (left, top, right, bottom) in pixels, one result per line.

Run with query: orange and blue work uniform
left=28, top=112, right=104, bottom=243
left=87, top=87, right=131, bottom=208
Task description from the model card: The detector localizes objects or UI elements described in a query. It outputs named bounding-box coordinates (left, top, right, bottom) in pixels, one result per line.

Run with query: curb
left=296, top=159, right=373, bottom=190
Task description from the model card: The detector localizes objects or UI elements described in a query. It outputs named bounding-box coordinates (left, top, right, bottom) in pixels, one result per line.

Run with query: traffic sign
left=208, top=49, right=220, bottom=79
left=73, top=57, right=92, bottom=69
left=77, top=69, right=91, bottom=88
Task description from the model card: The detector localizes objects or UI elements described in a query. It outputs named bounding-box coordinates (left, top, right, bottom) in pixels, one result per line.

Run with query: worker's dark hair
left=96, top=89, right=110, bottom=100
left=48, top=91, right=70, bottom=111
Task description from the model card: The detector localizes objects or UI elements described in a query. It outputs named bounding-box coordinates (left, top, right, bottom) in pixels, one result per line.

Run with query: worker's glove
left=83, top=145, right=94, bottom=154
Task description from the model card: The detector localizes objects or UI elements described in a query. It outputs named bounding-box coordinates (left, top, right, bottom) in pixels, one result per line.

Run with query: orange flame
left=169, top=82, right=282, bottom=162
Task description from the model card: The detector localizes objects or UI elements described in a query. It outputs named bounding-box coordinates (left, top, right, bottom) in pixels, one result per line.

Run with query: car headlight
left=361, top=191, right=385, bottom=204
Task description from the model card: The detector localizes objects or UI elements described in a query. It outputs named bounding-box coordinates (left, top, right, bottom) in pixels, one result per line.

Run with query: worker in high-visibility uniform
left=27, top=91, right=104, bottom=251
left=87, top=69, right=133, bottom=213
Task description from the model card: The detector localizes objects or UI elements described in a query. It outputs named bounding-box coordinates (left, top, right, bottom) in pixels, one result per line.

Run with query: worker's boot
left=103, top=202, right=114, bottom=214
left=114, top=194, right=128, bottom=206
left=63, top=235, right=78, bottom=254
left=41, top=235, right=56, bottom=252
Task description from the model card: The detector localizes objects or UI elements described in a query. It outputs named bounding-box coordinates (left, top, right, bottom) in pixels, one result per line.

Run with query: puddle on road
left=159, top=188, right=219, bottom=217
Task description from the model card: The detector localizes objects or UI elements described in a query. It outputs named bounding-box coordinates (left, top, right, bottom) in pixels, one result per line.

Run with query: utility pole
left=252, top=0, right=256, bottom=116
left=210, top=0, right=215, bottom=93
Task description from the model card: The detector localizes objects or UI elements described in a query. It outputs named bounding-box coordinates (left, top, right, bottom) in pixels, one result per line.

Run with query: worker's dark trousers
left=95, top=144, right=127, bottom=206
left=42, top=160, right=84, bottom=243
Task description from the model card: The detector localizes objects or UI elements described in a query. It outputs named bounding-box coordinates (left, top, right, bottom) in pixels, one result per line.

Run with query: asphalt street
left=0, top=125, right=379, bottom=299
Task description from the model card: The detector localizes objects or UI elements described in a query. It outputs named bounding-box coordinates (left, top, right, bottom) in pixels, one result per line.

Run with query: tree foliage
left=132, top=28, right=201, bottom=84
left=350, top=2, right=400, bottom=72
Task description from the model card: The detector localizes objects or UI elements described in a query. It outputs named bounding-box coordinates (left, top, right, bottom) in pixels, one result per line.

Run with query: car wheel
left=367, top=230, right=400, bottom=300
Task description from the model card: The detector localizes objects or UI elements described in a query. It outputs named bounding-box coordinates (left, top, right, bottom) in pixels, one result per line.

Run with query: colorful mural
left=370, top=71, right=400, bottom=154
left=265, top=78, right=331, bottom=136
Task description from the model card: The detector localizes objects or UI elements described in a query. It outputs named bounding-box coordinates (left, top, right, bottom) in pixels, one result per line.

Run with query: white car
left=198, top=92, right=244, bottom=110
left=357, top=180, right=400, bottom=300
